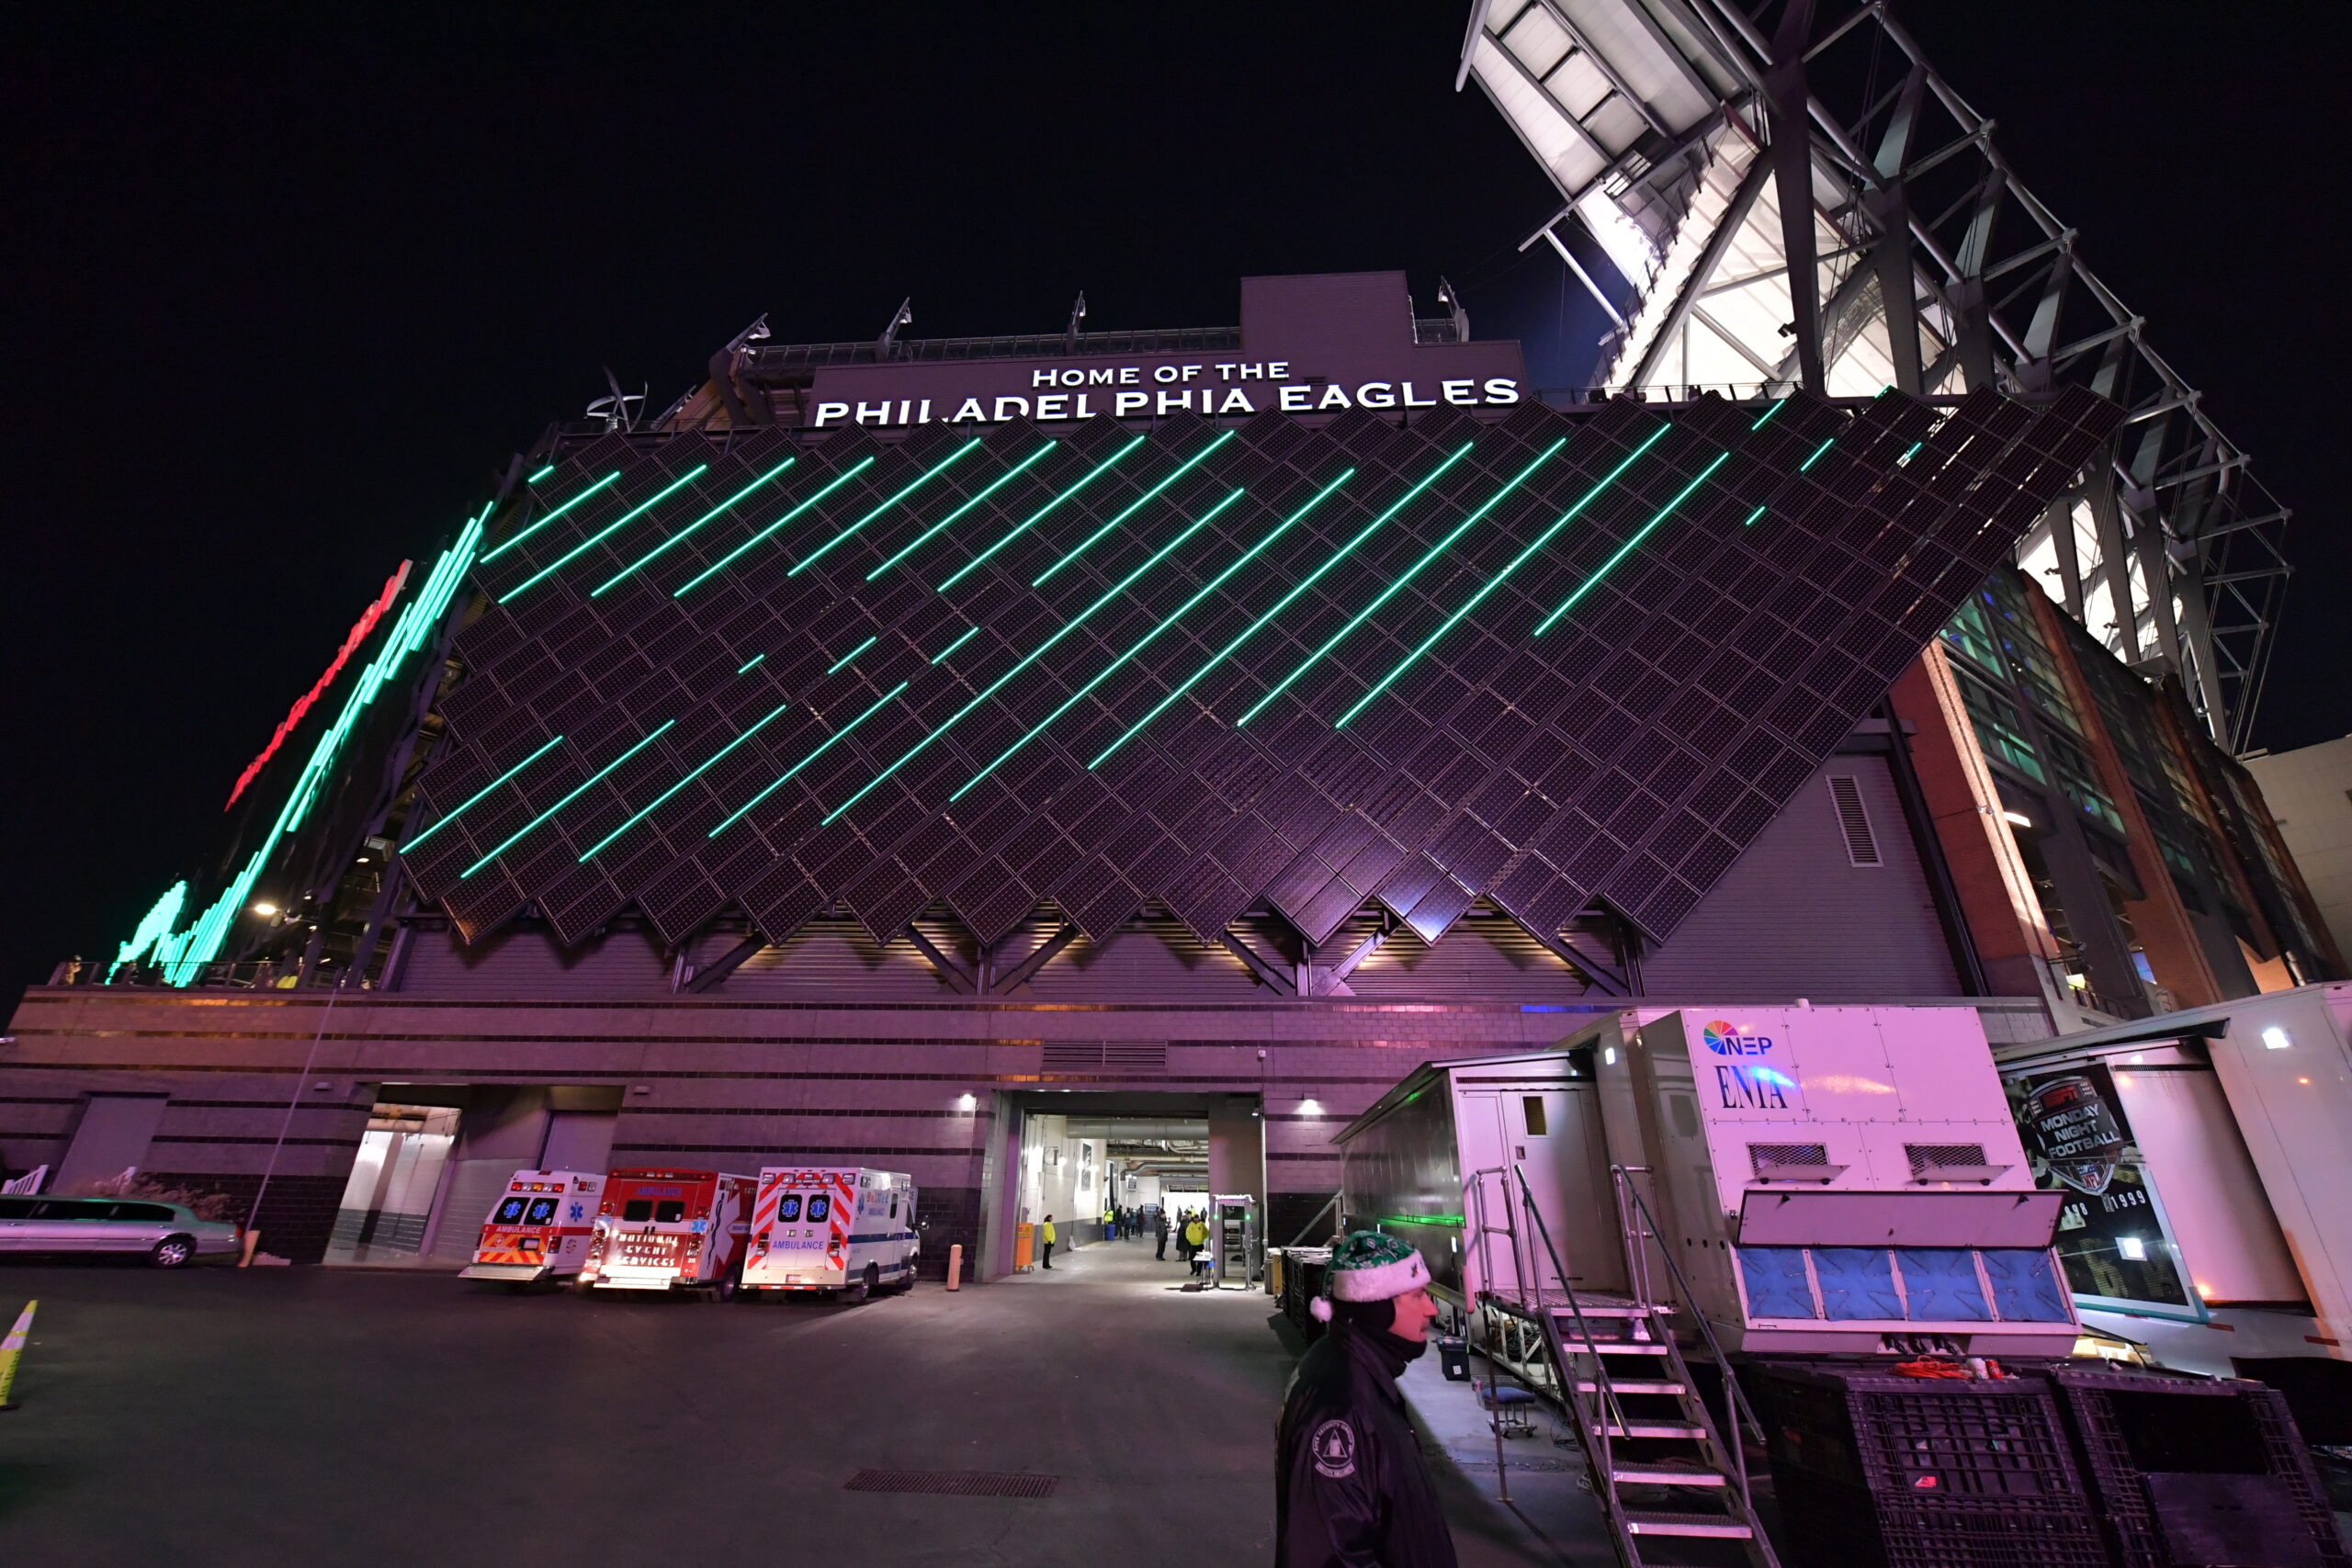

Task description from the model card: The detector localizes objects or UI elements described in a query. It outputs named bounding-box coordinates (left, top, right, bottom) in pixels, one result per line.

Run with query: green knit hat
left=1311, top=1229, right=1432, bottom=1321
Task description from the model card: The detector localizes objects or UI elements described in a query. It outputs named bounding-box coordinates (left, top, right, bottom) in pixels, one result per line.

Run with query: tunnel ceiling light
left=461, top=720, right=677, bottom=878
left=789, top=439, right=984, bottom=577
left=1031, top=430, right=1234, bottom=588
left=1336, top=427, right=1666, bottom=728
left=501, top=465, right=710, bottom=601
left=824, top=495, right=1229, bottom=826
left=670, top=457, right=879, bottom=598
left=403, top=739, right=567, bottom=852
left=1238, top=438, right=1563, bottom=727
left=864, top=443, right=1057, bottom=581
left=1534, top=451, right=1730, bottom=635
left=578, top=701, right=793, bottom=863
left=707, top=682, right=909, bottom=839
left=1086, top=443, right=1472, bottom=770
left=937, top=435, right=1146, bottom=592
left=481, top=472, right=618, bottom=563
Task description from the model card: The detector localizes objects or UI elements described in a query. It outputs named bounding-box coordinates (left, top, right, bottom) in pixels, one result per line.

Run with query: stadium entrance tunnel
left=980, top=1092, right=1264, bottom=1280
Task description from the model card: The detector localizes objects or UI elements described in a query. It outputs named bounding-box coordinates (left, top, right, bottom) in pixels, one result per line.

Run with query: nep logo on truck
left=1702, top=1021, right=1773, bottom=1056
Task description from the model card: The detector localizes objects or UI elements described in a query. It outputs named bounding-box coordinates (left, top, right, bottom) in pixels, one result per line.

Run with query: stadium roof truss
left=1462, top=0, right=2293, bottom=750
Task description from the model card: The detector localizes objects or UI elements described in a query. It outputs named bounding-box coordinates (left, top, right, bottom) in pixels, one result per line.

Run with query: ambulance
left=743, top=1166, right=920, bottom=1301
left=579, top=1168, right=754, bottom=1296
left=458, top=1168, right=605, bottom=1284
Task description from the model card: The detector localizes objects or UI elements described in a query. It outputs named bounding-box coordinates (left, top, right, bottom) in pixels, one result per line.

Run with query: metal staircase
left=1465, top=1163, right=1778, bottom=1568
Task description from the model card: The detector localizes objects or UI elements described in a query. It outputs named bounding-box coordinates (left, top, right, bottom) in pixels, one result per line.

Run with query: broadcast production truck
left=579, top=1168, right=754, bottom=1297
left=742, top=1166, right=919, bottom=1301
left=457, top=1168, right=605, bottom=1284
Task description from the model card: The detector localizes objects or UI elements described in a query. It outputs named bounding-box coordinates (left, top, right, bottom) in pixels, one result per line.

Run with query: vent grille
left=1907, top=1143, right=1987, bottom=1177
left=1041, top=1041, right=1167, bottom=1074
left=1750, top=1143, right=1829, bottom=1173
left=843, top=1469, right=1057, bottom=1499
left=1826, top=773, right=1883, bottom=866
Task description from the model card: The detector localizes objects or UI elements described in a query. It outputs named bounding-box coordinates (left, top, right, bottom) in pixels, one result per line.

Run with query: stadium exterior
left=6, top=9, right=2339, bottom=1274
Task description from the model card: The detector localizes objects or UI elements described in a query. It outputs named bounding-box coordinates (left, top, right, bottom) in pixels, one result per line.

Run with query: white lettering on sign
left=808, top=367, right=1521, bottom=428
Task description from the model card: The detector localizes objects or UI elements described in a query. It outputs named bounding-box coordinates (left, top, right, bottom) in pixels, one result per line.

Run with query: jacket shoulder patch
left=1310, top=1417, right=1357, bottom=1479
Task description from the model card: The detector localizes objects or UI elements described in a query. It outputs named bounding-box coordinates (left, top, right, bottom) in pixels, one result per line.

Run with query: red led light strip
left=224, top=561, right=412, bottom=809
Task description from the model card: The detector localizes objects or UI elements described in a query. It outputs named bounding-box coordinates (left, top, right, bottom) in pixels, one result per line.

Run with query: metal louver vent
left=1040, top=1042, right=1167, bottom=1074
left=1907, top=1143, right=1985, bottom=1176
left=1825, top=773, right=1883, bottom=866
left=1749, top=1143, right=1828, bottom=1172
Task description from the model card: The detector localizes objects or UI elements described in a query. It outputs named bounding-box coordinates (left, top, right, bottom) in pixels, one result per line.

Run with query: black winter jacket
left=1275, top=1324, right=1457, bottom=1568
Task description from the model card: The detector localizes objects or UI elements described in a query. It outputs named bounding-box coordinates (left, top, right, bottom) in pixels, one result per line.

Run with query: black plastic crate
left=1755, top=1364, right=2089, bottom=1504
left=2052, top=1368, right=2350, bottom=1568
left=1775, top=1470, right=2109, bottom=1568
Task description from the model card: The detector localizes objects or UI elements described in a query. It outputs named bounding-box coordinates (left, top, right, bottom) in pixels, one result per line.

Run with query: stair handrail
left=1609, top=1164, right=1776, bottom=1548
left=1505, top=1164, right=1640, bottom=1546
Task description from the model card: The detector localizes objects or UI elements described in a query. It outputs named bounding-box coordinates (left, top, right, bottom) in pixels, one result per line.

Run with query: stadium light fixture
left=708, top=682, right=909, bottom=838
left=864, top=443, right=1057, bottom=581
left=669, top=457, right=879, bottom=598
left=1237, top=438, right=1565, bottom=726
left=501, top=465, right=709, bottom=601
left=578, top=702, right=793, bottom=862
left=1031, top=430, right=1234, bottom=588
left=1086, top=444, right=1473, bottom=769
left=461, top=720, right=678, bottom=878
left=1336, top=428, right=1667, bottom=728
left=789, top=439, right=984, bottom=576
left=936, top=434, right=1146, bottom=592
left=1534, top=452, right=1730, bottom=635
left=481, top=472, right=618, bottom=563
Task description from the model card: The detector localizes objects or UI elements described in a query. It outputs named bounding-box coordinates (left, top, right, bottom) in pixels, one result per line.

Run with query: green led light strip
left=1799, top=437, right=1836, bottom=472
left=1030, top=430, right=1234, bottom=588
left=1236, top=438, right=1566, bottom=727
left=404, top=734, right=566, bottom=852
left=578, top=702, right=793, bottom=862
left=1899, top=440, right=1923, bottom=464
left=1085, top=444, right=1474, bottom=770
left=737, top=653, right=766, bottom=674
left=824, top=497, right=1232, bottom=825
left=1742, top=504, right=1767, bottom=527
left=826, top=636, right=876, bottom=674
left=527, top=464, right=556, bottom=483
left=1750, top=399, right=1788, bottom=433
left=587, top=457, right=798, bottom=597
left=707, top=682, right=909, bottom=838
left=930, top=626, right=979, bottom=664
left=864, top=443, right=1056, bottom=581
left=935, top=435, right=1146, bottom=592
left=670, top=457, right=878, bottom=598
left=947, top=486, right=1265, bottom=799
left=1374, top=1213, right=1464, bottom=1228
left=1335, top=427, right=1668, bottom=728
left=461, top=720, right=678, bottom=878
left=789, top=439, right=984, bottom=577
left=119, top=507, right=490, bottom=982
left=501, top=465, right=710, bottom=602
left=481, top=472, right=618, bottom=563
left=1534, top=451, right=1731, bottom=635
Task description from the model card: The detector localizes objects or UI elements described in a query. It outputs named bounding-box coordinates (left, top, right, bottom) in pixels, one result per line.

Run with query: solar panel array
left=401, top=387, right=2119, bottom=958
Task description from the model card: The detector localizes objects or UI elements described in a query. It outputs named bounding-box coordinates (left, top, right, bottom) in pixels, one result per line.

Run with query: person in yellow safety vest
left=1040, top=1214, right=1057, bottom=1270
left=1102, top=1204, right=1118, bottom=1241
left=1183, top=1214, right=1209, bottom=1276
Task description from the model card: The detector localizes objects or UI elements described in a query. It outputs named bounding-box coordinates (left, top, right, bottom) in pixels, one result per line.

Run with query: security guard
left=1276, top=1231, right=1455, bottom=1567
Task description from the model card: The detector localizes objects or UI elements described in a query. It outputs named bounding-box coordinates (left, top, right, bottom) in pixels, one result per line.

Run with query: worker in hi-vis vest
left=1040, top=1214, right=1057, bottom=1270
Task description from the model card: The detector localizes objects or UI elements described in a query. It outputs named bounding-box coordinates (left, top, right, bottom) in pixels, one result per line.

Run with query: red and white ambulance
left=458, top=1168, right=605, bottom=1284
left=744, top=1167, right=920, bottom=1301
left=580, top=1168, right=754, bottom=1296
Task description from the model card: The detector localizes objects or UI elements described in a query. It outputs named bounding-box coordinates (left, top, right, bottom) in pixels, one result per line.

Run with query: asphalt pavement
left=0, top=1239, right=1596, bottom=1567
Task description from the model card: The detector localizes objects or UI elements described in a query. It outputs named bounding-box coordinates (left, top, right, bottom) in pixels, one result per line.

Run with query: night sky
left=3, top=5, right=2342, bottom=1010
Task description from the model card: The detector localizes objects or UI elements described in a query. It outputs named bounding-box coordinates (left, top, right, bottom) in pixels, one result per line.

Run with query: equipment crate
left=2050, top=1367, right=2349, bottom=1568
